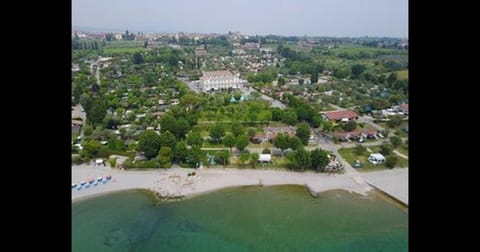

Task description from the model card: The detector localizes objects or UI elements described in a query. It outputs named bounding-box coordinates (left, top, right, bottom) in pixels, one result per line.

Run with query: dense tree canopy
left=138, top=130, right=162, bottom=159
left=310, top=149, right=330, bottom=171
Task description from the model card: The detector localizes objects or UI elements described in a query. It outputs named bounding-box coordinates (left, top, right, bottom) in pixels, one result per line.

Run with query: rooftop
left=323, top=110, right=358, bottom=121
left=201, top=70, right=235, bottom=80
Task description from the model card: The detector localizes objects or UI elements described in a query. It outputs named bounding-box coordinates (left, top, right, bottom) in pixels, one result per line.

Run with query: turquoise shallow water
left=72, top=185, right=408, bottom=252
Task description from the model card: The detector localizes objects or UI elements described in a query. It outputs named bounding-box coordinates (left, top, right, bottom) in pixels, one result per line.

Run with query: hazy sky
left=72, top=0, right=408, bottom=37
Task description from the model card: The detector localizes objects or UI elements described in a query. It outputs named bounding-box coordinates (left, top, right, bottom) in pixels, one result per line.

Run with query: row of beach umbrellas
left=72, top=175, right=112, bottom=190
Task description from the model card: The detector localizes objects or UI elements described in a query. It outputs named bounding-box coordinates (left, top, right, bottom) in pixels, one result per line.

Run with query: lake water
left=72, top=185, right=408, bottom=251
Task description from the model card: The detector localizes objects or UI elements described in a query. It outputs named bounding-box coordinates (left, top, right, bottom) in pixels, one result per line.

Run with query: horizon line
left=72, top=25, right=408, bottom=39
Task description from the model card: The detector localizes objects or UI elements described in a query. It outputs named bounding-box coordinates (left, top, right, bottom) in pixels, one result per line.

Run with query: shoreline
left=72, top=164, right=407, bottom=205
left=72, top=164, right=371, bottom=203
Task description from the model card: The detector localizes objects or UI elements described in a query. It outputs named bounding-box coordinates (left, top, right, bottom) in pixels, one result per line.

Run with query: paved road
left=358, top=115, right=386, bottom=132
left=362, top=168, right=408, bottom=205
left=248, top=87, right=286, bottom=109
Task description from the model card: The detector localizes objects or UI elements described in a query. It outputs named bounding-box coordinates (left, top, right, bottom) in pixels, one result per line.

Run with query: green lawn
left=338, top=146, right=408, bottom=172
left=103, top=47, right=149, bottom=54
left=378, top=120, right=408, bottom=138
left=396, top=144, right=409, bottom=156
left=202, top=141, right=225, bottom=148
left=396, top=70, right=409, bottom=80
left=248, top=142, right=273, bottom=149
left=331, top=47, right=407, bottom=57
left=368, top=146, right=408, bottom=168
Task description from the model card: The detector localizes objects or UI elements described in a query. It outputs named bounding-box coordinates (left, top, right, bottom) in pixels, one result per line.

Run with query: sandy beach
left=72, top=164, right=376, bottom=203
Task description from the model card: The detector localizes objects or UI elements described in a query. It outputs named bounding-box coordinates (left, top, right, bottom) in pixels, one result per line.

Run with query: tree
left=247, top=128, right=257, bottom=139
left=271, top=108, right=284, bottom=121
left=310, top=149, right=330, bottom=171
left=186, top=146, right=204, bottom=168
left=343, top=120, right=357, bottom=132
left=81, top=140, right=101, bottom=158
left=231, top=122, right=244, bottom=137
left=351, top=64, right=366, bottom=78
left=380, top=143, right=394, bottom=156
left=173, top=141, right=188, bottom=164
left=86, top=98, right=106, bottom=126
left=233, top=93, right=242, bottom=101
left=262, top=148, right=271, bottom=154
left=173, top=118, right=190, bottom=139
left=133, top=52, right=144, bottom=64
left=310, top=71, right=318, bottom=84
left=223, top=134, right=236, bottom=151
left=209, top=124, right=226, bottom=143
left=298, top=79, right=304, bottom=85
left=387, top=72, right=397, bottom=85
left=246, top=111, right=258, bottom=124
left=215, top=150, right=231, bottom=167
left=354, top=144, right=367, bottom=155
left=385, top=155, right=398, bottom=169
left=159, top=130, right=176, bottom=149
left=311, top=115, right=323, bottom=128
left=250, top=153, right=259, bottom=168
left=296, top=123, right=311, bottom=145
left=322, top=120, right=333, bottom=132
left=157, top=146, right=173, bottom=168
left=282, top=110, right=298, bottom=125
left=371, top=98, right=391, bottom=110
left=138, top=130, right=162, bottom=159
left=179, top=93, right=200, bottom=111
left=187, top=131, right=203, bottom=147
left=160, top=114, right=176, bottom=133
left=389, top=94, right=403, bottom=105
left=290, top=147, right=311, bottom=171
left=287, top=136, right=303, bottom=150
left=334, top=68, right=349, bottom=78
left=387, top=115, right=403, bottom=128
left=278, top=77, right=286, bottom=86
left=378, top=74, right=386, bottom=84
left=239, top=152, right=250, bottom=167
left=390, top=136, right=402, bottom=148
left=83, top=125, right=93, bottom=136
left=235, top=135, right=250, bottom=152
left=273, top=134, right=289, bottom=156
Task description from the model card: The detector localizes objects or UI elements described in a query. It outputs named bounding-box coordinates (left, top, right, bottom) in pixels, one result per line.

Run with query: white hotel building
left=200, top=70, right=242, bottom=92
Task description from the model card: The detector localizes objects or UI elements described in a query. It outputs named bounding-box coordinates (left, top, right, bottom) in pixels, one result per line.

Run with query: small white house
left=368, top=153, right=385, bottom=165
left=259, top=154, right=272, bottom=163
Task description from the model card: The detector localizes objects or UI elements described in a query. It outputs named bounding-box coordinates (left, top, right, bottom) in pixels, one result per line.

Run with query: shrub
left=108, top=158, right=117, bottom=168
left=385, top=155, right=398, bottom=169
left=123, top=159, right=159, bottom=169
left=262, top=148, right=271, bottom=154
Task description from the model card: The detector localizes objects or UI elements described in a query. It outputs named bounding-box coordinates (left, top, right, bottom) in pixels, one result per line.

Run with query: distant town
left=72, top=29, right=408, bottom=175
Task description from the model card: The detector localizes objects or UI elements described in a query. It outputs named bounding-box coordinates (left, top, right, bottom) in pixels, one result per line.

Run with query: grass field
left=331, top=47, right=407, bottom=57
left=396, top=144, right=409, bottom=156
left=338, top=146, right=408, bottom=172
left=396, top=70, right=408, bottom=80
left=368, top=146, right=408, bottom=168
left=378, top=120, right=408, bottom=138
left=103, top=47, right=149, bottom=54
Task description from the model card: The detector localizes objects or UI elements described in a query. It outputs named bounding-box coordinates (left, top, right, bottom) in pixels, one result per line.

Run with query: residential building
left=322, top=110, right=358, bottom=123
left=399, top=103, right=409, bottom=115
left=195, top=45, right=208, bottom=56
left=72, top=120, right=83, bottom=135
left=200, top=70, right=241, bottom=91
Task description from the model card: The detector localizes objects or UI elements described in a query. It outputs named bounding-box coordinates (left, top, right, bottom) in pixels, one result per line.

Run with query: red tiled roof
left=400, top=104, right=408, bottom=111
left=323, top=110, right=358, bottom=121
